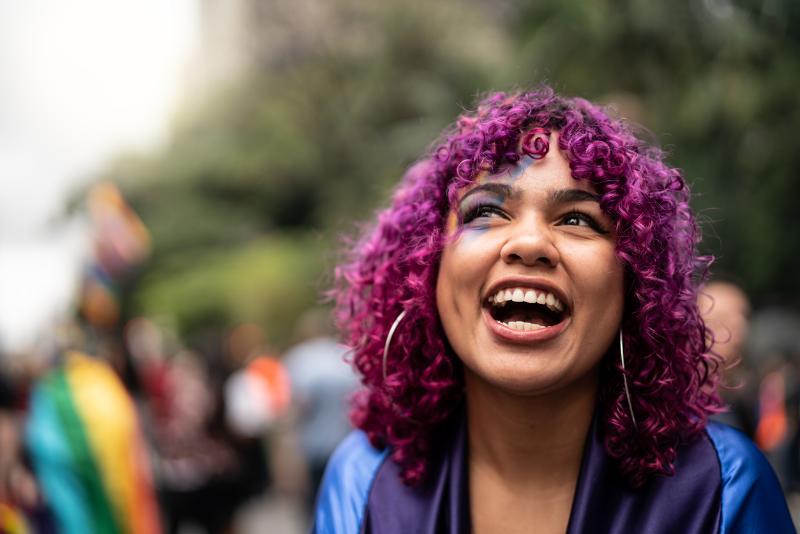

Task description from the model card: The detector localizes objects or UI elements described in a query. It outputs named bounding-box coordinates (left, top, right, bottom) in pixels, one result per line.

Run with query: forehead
left=462, top=144, right=598, bottom=199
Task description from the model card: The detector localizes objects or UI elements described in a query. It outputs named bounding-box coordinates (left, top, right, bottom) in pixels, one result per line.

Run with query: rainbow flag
left=26, top=352, right=161, bottom=534
left=0, top=502, right=31, bottom=534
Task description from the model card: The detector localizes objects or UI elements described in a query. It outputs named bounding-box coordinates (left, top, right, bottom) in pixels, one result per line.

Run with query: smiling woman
left=313, top=86, right=794, bottom=534
left=438, top=136, right=623, bottom=400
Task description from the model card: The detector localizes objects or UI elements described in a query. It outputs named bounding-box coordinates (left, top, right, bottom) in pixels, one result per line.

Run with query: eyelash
left=560, top=209, right=609, bottom=234
left=463, top=205, right=505, bottom=223
left=463, top=205, right=609, bottom=234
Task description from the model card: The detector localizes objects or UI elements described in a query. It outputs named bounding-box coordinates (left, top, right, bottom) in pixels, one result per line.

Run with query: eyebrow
left=459, top=183, right=521, bottom=204
left=547, top=188, right=601, bottom=204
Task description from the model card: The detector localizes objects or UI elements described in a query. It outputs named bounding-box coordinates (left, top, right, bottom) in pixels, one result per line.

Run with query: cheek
left=437, top=236, right=484, bottom=294
left=569, top=242, right=625, bottom=321
left=435, top=240, right=492, bottom=341
left=436, top=247, right=454, bottom=315
left=436, top=246, right=462, bottom=353
left=436, top=244, right=473, bottom=311
left=566, top=245, right=625, bottom=373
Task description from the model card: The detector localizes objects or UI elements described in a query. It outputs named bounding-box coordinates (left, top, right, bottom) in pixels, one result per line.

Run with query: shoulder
left=310, top=430, right=390, bottom=534
left=705, top=421, right=796, bottom=534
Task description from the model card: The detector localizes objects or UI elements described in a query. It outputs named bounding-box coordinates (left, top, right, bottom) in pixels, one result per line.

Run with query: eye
left=559, top=210, right=608, bottom=234
left=464, top=205, right=506, bottom=223
left=562, top=213, right=590, bottom=226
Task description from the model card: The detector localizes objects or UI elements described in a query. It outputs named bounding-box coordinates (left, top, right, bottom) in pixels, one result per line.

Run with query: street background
left=1, top=0, right=799, bottom=532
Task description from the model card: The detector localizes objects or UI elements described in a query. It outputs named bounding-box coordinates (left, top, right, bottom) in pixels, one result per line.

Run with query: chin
left=465, top=354, right=575, bottom=397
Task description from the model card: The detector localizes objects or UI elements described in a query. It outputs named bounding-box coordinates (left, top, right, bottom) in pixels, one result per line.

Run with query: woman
left=313, top=87, right=794, bottom=533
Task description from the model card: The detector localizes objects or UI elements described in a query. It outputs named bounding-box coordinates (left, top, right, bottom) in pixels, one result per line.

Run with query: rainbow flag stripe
left=26, top=352, right=161, bottom=534
left=0, top=502, right=31, bottom=534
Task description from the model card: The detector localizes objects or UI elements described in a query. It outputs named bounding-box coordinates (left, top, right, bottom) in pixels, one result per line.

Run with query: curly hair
left=331, top=84, right=723, bottom=488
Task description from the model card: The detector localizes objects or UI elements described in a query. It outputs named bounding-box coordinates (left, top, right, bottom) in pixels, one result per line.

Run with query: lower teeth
left=497, top=320, right=545, bottom=331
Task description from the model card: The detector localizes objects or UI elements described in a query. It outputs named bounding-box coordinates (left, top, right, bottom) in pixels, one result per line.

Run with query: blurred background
left=0, top=0, right=799, bottom=532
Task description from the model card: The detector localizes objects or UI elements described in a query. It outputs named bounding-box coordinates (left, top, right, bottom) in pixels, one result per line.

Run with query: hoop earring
left=619, top=328, right=638, bottom=431
left=381, top=311, right=419, bottom=423
left=383, top=310, right=406, bottom=381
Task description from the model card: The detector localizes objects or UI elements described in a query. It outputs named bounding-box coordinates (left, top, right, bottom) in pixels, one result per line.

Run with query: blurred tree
left=102, top=0, right=514, bottom=344
left=510, top=0, right=800, bottom=298
left=97, top=0, right=800, bottom=343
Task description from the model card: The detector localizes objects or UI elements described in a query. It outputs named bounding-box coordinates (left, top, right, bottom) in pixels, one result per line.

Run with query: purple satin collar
left=362, top=406, right=720, bottom=534
left=363, top=412, right=470, bottom=534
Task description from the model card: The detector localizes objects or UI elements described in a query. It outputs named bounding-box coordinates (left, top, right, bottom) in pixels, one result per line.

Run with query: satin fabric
left=564, top=411, right=721, bottom=534
left=312, top=431, right=389, bottom=534
left=363, top=414, right=470, bottom=534
left=312, top=406, right=795, bottom=534
left=706, top=422, right=794, bottom=533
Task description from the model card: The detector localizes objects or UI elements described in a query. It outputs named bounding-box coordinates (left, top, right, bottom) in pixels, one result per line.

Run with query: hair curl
left=331, top=84, right=723, bottom=488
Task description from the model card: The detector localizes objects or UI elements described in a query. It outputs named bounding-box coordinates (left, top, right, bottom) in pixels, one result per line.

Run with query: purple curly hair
left=332, top=84, right=723, bottom=488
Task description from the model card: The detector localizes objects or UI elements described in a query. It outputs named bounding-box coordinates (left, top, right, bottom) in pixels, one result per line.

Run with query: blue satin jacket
left=311, top=408, right=795, bottom=534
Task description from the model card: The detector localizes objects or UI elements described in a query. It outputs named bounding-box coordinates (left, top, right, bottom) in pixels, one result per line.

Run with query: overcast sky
left=0, top=0, right=198, bottom=351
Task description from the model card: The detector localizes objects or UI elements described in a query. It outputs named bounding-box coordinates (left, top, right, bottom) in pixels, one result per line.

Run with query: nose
left=500, top=218, right=560, bottom=268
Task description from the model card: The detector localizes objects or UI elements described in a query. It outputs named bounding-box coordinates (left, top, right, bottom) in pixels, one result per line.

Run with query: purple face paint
left=505, top=154, right=535, bottom=181
left=450, top=155, right=533, bottom=245
left=470, top=154, right=535, bottom=187
left=455, top=190, right=503, bottom=243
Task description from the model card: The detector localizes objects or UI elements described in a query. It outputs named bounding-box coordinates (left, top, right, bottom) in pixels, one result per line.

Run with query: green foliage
left=106, top=0, right=514, bottom=339
left=510, top=0, right=800, bottom=297
left=101, top=0, right=800, bottom=340
left=131, top=234, right=329, bottom=345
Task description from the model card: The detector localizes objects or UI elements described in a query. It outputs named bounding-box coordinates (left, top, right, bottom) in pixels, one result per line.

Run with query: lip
left=481, top=276, right=571, bottom=344
left=483, top=276, right=570, bottom=311
left=483, top=307, right=571, bottom=344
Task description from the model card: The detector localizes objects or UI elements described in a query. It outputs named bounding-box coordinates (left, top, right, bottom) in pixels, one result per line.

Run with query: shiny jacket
left=311, top=407, right=795, bottom=534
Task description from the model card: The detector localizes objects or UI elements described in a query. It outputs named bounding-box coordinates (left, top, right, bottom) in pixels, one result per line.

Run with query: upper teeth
left=488, top=288, right=564, bottom=312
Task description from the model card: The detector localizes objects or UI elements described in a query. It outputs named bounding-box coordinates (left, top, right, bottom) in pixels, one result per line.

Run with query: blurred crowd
left=0, top=307, right=357, bottom=534
left=702, top=281, right=800, bottom=493
left=2, top=281, right=800, bottom=534
left=0, top=310, right=356, bottom=534
left=0, top=182, right=798, bottom=534
left=0, top=183, right=358, bottom=534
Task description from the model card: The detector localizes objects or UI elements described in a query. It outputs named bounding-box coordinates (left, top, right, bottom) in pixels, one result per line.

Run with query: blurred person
left=757, top=370, right=789, bottom=452
left=701, top=284, right=800, bottom=491
left=225, top=355, right=291, bottom=439
left=283, top=310, right=358, bottom=510
left=699, top=281, right=751, bottom=365
left=25, top=350, right=161, bottom=534
left=125, top=320, right=172, bottom=435
left=699, top=281, right=756, bottom=435
left=745, top=306, right=800, bottom=490
left=155, top=350, right=229, bottom=491
left=748, top=357, right=800, bottom=493
left=223, top=353, right=289, bottom=499
left=315, top=86, right=794, bottom=533
left=143, top=333, right=273, bottom=534
left=150, top=349, right=241, bottom=534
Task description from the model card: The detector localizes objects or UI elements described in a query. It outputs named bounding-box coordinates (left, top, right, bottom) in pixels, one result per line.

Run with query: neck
left=465, top=367, right=598, bottom=489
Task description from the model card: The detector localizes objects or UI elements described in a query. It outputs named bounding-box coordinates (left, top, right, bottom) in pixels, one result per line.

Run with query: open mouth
left=486, top=287, right=569, bottom=331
